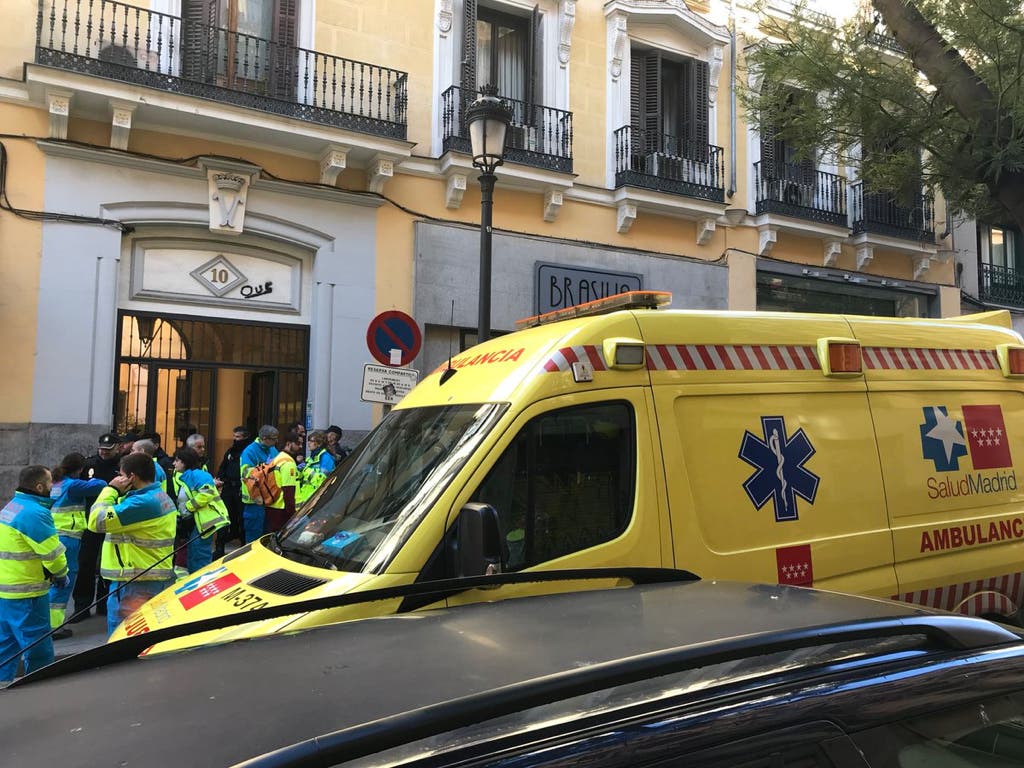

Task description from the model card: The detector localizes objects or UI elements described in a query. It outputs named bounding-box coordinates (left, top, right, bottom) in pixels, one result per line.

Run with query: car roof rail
left=233, top=614, right=1023, bottom=768
left=12, top=567, right=697, bottom=686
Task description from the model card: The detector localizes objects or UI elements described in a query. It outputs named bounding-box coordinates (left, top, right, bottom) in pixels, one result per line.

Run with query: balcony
left=980, top=263, right=1024, bottom=308
left=754, top=161, right=847, bottom=228
left=441, top=86, right=572, bottom=174
left=35, top=0, right=408, bottom=139
left=613, top=127, right=725, bottom=203
left=851, top=182, right=935, bottom=242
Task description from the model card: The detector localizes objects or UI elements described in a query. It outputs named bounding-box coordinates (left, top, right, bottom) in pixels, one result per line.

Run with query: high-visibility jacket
left=265, top=452, right=298, bottom=510
left=0, top=491, right=68, bottom=600
left=153, top=459, right=167, bottom=487
left=50, top=477, right=107, bottom=539
left=177, top=468, right=230, bottom=539
left=297, top=448, right=336, bottom=505
left=166, top=460, right=205, bottom=500
left=240, top=442, right=278, bottom=505
left=87, top=483, right=177, bottom=583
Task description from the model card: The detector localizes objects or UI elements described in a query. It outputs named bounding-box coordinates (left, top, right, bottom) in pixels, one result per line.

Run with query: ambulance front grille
left=248, top=569, right=329, bottom=596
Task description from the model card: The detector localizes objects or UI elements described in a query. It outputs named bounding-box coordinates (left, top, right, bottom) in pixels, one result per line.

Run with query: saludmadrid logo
left=919, top=404, right=1016, bottom=498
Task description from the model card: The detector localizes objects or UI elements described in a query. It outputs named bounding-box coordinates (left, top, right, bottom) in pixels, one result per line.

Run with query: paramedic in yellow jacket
left=264, top=431, right=301, bottom=534
left=87, top=452, right=177, bottom=637
left=172, top=447, right=229, bottom=573
left=297, top=430, right=336, bottom=506
left=0, top=465, right=68, bottom=683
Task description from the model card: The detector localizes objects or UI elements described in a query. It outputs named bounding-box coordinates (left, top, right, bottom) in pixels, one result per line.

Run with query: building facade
left=0, top=0, right=960, bottom=488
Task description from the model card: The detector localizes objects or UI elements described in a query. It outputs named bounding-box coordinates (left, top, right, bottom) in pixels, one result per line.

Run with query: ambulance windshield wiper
left=271, top=536, right=338, bottom=571
left=13, top=568, right=699, bottom=686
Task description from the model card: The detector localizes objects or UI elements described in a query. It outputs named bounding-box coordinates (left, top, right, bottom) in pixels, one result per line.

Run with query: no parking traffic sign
left=366, top=310, right=422, bottom=366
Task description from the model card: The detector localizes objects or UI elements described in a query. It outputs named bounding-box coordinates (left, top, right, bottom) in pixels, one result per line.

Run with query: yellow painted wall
left=568, top=3, right=608, bottom=186
left=0, top=104, right=47, bottom=422
left=316, top=0, right=435, bottom=152
left=0, top=0, right=38, bottom=80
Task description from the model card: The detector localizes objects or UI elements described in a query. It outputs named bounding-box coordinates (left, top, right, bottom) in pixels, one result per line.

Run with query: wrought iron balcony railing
left=36, top=0, right=408, bottom=139
left=866, top=31, right=905, bottom=54
left=613, top=126, right=724, bottom=203
left=441, top=86, right=573, bottom=174
left=754, top=161, right=847, bottom=228
left=980, top=262, right=1024, bottom=308
left=851, top=182, right=934, bottom=241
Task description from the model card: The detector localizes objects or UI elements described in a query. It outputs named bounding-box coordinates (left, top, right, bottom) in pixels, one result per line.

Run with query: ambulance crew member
left=240, top=425, right=280, bottom=545
left=0, top=465, right=68, bottom=683
left=132, top=439, right=167, bottom=487
left=297, top=430, right=335, bottom=506
left=87, top=452, right=177, bottom=637
left=48, top=453, right=106, bottom=635
left=265, top=432, right=302, bottom=533
left=172, top=447, right=230, bottom=573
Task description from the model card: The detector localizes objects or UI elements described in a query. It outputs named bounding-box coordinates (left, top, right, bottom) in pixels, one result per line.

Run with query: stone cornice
left=37, top=141, right=384, bottom=208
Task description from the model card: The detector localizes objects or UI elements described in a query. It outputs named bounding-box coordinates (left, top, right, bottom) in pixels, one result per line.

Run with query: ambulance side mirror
left=453, top=503, right=505, bottom=578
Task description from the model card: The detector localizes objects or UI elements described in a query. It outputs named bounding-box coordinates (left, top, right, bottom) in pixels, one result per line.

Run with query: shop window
left=472, top=402, right=636, bottom=571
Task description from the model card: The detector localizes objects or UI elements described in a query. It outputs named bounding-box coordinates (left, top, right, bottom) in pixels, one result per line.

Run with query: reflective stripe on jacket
left=0, top=491, right=68, bottom=599
left=50, top=477, right=108, bottom=539
left=297, top=448, right=336, bottom=505
left=178, top=468, right=230, bottom=539
left=87, top=483, right=177, bottom=582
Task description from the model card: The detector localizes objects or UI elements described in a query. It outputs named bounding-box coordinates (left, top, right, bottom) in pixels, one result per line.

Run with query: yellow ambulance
left=114, top=291, right=1024, bottom=650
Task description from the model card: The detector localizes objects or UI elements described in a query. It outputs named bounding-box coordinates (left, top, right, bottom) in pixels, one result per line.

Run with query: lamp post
left=466, top=85, right=513, bottom=344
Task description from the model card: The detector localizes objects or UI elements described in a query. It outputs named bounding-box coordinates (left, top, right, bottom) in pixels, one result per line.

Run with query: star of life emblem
left=739, top=416, right=820, bottom=522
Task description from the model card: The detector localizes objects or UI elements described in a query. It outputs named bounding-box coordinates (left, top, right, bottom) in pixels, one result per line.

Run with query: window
left=852, top=693, right=1024, bottom=767
left=761, top=87, right=817, bottom=184
left=472, top=402, right=635, bottom=571
left=463, top=2, right=541, bottom=107
left=631, top=47, right=710, bottom=161
left=181, top=0, right=297, bottom=98
left=988, top=226, right=1021, bottom=270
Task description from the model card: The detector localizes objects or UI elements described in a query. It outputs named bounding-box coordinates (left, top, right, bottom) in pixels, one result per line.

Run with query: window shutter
left=181, top=0, right=219, bottom=83
left=760, top=125, right=780, bottom=179
left=461, top=0, right=478, bottom=97
left=685, top=58, right=709, bottom=161
left=270, top=0, right=299, bottom=100
left=642, top=51, right=662, bottom=154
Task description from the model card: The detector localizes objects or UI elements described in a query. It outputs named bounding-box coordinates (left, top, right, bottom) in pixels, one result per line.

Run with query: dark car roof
left=2, top=579, right=1018, bottom=768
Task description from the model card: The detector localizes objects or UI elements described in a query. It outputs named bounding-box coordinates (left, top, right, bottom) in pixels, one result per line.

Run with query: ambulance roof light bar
left=516, top=291, right=672, bottom=330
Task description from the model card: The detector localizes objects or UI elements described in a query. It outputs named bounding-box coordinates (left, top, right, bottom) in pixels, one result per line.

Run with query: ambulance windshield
left=275, top=403, right=506, bottom=573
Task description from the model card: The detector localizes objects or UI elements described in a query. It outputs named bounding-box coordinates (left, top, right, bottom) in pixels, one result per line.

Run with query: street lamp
left=466, top=84, right=513, bottom=344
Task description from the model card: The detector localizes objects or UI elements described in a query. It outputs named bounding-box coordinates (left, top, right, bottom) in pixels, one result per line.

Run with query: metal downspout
left=728, top=0, right=737, bottom=198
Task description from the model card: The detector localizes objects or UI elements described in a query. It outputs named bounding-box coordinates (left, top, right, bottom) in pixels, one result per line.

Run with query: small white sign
left=361, top=364, right=420, bottom=404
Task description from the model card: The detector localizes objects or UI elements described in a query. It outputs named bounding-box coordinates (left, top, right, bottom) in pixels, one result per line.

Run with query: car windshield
left=274, top=403, right=506, bottom=573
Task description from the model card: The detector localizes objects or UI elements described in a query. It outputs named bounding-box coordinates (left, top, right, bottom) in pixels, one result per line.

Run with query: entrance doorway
left=115, top=312, right=309, bottom=462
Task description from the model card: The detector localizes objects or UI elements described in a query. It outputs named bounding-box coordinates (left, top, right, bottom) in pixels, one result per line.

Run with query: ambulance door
left=653, top=378, right=895, bottom=597
left=849, top=317, right=1024, bottom=617
left=441, top=387, right=670, bottom=607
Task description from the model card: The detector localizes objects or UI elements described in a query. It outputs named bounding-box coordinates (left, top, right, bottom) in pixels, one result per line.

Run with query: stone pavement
left=54, top=612, right=110, bottom=659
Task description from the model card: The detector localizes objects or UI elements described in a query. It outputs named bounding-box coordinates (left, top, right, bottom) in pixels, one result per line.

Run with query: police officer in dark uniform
left=70, top=432, right=122, bottom=622
left=213, top=426, right=249, bottom=558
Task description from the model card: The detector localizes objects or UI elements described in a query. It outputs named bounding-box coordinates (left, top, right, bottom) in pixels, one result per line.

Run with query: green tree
left=745, top=0, right=1024, bottom=231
